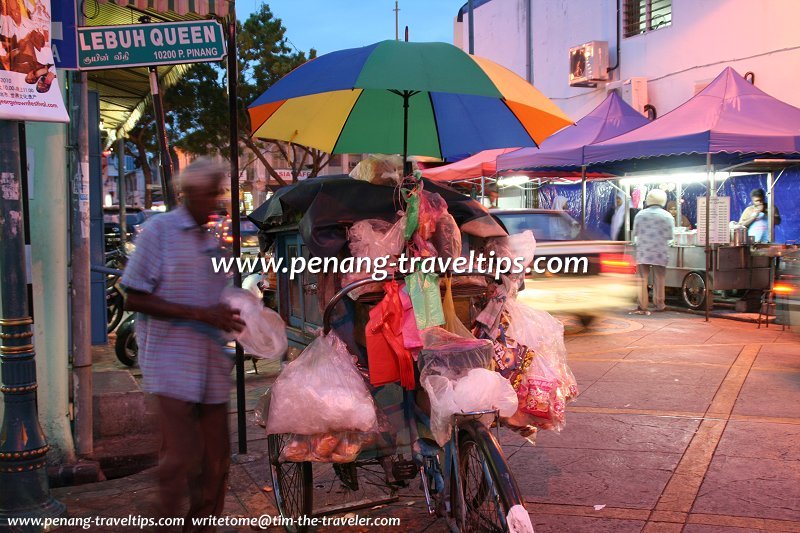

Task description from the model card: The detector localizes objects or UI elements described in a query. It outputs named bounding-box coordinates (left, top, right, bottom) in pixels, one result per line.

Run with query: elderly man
left=631, top=189, right=674, bottom=315
left=121, top=158, right=244, bottom=527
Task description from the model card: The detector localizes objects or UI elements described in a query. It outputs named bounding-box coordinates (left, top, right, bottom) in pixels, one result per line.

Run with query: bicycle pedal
left=391, top=459, right=418, bottom=481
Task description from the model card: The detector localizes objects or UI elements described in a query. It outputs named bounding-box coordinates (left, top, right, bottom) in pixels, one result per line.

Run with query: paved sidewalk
left=55, top=313, right=800, bottom=532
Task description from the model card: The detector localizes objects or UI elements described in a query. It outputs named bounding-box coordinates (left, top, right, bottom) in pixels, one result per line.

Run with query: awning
left=96, top=0, right=232, bottom=17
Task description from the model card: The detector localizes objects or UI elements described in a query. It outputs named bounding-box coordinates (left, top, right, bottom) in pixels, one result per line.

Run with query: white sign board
left=697, top=196, right=731, bottom=245
left=0, top=0, right=70, bottom=122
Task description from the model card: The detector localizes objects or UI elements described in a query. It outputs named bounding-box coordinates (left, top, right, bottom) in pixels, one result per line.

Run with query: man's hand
left=200, top=303, right=246, bottom=333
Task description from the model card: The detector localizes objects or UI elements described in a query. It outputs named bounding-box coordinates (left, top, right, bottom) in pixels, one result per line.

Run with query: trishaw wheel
left=682, top=271, right=706, bottom=310
left=452, top=420, right=525, bottom=532
left=268, top=434, right=313, bottom=533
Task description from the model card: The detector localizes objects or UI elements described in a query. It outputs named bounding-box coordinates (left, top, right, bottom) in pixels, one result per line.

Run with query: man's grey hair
left=645, top=188, right=667, bottom=207
left=176, top=157, right=227, bottom=191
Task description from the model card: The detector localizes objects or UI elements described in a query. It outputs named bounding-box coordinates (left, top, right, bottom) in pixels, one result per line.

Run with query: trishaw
left=251, top=176, right=535, bottom=532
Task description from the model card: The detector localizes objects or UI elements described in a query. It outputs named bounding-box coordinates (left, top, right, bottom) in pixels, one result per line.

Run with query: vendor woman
left=666, top=201, right=692, bottom=229
left=737, top=188, right=780, bottom=243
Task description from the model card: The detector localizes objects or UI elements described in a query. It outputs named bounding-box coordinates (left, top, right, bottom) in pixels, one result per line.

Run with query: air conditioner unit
left=568, top=41, right=609, bottom=87
left=606, top=77, right=649, bottom=115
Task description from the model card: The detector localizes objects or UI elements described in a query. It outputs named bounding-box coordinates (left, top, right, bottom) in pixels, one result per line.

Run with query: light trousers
left=637, top=264, right=666, bottom=311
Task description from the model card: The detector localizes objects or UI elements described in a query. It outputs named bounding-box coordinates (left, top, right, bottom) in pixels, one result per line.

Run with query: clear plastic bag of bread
left=266, top=332, right=378, bottom=436
left=349, top=154, right=404, bottom=186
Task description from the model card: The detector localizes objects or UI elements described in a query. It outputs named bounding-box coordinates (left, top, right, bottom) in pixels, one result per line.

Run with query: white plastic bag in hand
left=222, top=288, right=287, bottom=360
left=266, top=333, right=378, bottom=435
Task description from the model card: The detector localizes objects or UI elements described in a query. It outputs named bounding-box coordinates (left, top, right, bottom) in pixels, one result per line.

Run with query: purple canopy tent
left=584, top=67, right=800, bottom=171
left=498, top=91, right=650, bottom=171
left=583, top=67, right=800, bottom=319
left=497, top=92, right=650, bottom=227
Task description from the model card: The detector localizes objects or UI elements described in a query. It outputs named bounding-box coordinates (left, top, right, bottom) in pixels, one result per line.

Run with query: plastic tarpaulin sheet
left=537, top=181, right=617, bottom=239
left=584, top=68, right=800, bottom=173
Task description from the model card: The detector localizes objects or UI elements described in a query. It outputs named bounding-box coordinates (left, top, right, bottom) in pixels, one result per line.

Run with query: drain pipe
left=607, top=0, right=621, bottom=77
left=526, top=0, right=533, bottom=83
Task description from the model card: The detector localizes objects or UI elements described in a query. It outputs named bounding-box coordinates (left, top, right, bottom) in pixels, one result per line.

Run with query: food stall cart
left=582, top=67, right=800, bottom=317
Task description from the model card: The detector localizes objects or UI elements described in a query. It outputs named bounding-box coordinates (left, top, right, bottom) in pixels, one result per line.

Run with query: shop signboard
left=0, top=0, right=70, bottom=122
left=77, top=20, right=226, bottom=71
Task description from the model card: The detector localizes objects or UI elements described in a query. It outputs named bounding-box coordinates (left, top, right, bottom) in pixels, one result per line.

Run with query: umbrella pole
left=580, top=166, right=587, bottom=230
left=403, top=91, right=411, bottom=177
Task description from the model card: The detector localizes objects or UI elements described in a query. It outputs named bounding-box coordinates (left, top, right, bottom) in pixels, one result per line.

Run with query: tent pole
left=580, top=166, right=587, bottom=230
left=623, top=181, right=631, bottom=241
left=704, top=153, right=712, bottom=322
left=767, top=171, right=775, bottom=242
left=676, top=181, right=683, bottom=229
left=480, top=175, right=485, bottom=206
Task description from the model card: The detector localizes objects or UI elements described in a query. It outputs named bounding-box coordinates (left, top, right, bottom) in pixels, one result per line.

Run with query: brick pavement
left=55, top=312, right=800, bottom=532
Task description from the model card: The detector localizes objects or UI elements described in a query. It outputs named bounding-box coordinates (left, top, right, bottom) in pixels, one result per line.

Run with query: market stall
left=583, top=67, right=800, bottom=314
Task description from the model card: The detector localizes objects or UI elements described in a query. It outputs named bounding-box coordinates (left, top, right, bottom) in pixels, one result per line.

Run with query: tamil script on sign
left=77, top=20, right=226, bottom=70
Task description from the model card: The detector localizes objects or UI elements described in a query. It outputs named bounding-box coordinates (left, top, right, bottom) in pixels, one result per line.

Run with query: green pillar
left=26, top=115, right=77, bottom=464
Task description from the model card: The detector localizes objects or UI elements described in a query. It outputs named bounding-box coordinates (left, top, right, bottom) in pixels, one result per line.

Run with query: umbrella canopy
left=422, top=148, right=519, bottom=181
left=498, top=91, right=650, bottom=172
left=583, top=67, right=800, bottom=172
left=248, top=40, right=571, bottom=161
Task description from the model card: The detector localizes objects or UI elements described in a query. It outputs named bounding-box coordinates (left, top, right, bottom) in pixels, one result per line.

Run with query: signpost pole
left=0, top=120, right=65, bottom=525
left=226, top=9, right=247, bottom=456
left=148, top=66, right=176, bottom=210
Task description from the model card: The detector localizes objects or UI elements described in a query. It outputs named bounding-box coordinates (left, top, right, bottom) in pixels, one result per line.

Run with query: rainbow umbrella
left=248, top=40, right=571, bottom=166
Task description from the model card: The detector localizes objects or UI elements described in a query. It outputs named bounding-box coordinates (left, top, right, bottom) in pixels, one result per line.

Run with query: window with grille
left=624, top=0, right=671, bottom=38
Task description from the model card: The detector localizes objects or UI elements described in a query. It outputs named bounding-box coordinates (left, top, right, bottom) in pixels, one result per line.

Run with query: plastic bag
left=442, top=277, right=474, bottom=339
left=222, top=288, right=287, bottom=360
left=348, top=215, right=406, bottom=259
left=266, top=333, right=378, bottom=435
left=349, top=154, right=404, bottom=187
left=432, top=213, right=461, bottom=260
left=421, top=368, right=516, bottom=446
left=487, top=230, right=536, bottom=277
left=505, top=298, right=578, bottom=401
left=406, top=272, right=445, bottom=329
left=417, top=191, right=448, bottom=241
left=280, top=431, right=366, bottom=463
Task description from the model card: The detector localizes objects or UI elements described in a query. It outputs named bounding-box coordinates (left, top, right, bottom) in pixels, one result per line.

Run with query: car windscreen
left=494, top=212, right=577, bottom=241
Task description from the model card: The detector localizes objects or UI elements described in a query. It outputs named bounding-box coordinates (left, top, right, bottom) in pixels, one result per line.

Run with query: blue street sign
left=52, top=0, right=78, bottom=70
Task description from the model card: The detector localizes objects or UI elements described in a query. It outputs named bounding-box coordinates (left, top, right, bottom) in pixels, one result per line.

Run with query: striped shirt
left=121, top=206, right=232, bottom=404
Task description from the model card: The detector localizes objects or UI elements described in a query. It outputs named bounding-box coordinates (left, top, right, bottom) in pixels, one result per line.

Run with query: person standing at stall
left=737, top=188, right=780, bottom=243
left=631, top=189, right=675, bottom=314
left=604, top=190, right=638, bottom=240
left=121, top=158, right=245, bottom=526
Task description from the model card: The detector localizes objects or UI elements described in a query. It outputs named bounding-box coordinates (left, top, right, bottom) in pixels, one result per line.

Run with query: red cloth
left=366, top=281, right=416, bottom=390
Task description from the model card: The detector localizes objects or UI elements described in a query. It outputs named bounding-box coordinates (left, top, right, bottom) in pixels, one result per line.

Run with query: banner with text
left=0, top=0, right=70, bottom=122
left=77, top=20, right=226, bottom=70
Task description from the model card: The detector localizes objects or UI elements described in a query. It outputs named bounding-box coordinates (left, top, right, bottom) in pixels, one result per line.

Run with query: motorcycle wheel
left=115, top=317, right=138, bottom=367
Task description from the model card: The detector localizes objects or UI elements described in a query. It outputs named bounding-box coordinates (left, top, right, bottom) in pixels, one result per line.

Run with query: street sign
left=52, top=0, right=78, bottom=69
left=77, top=20, right=226, bottom=71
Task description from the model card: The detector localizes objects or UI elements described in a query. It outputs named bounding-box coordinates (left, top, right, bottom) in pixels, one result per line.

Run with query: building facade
left=455, top=0, right=800, bottom=120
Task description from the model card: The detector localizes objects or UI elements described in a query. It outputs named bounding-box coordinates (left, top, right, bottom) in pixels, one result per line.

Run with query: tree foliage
left=131, top=4, right=328, bottom=197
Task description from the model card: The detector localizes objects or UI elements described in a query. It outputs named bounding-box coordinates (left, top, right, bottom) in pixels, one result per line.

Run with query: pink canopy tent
left=421, top=148, right=520, bottom=182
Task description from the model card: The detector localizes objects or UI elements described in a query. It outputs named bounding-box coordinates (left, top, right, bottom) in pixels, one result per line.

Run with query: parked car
left=491, top=208, right=638, bottom=325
